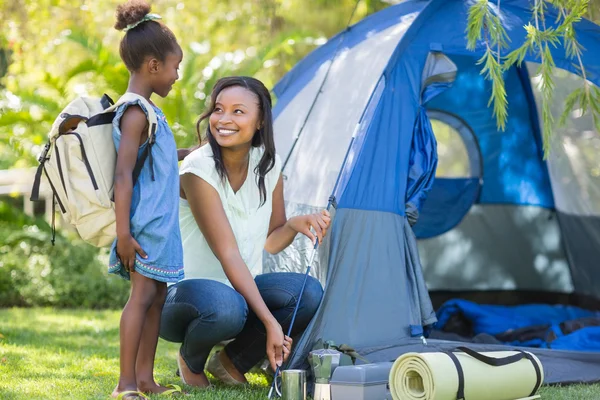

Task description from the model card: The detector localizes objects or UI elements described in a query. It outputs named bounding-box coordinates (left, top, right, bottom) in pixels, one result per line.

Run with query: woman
left=159, top=76, right=329, bottom=387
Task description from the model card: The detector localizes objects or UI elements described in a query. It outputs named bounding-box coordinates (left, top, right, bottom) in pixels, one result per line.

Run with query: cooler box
left=330, top=362, right=393, bottom=400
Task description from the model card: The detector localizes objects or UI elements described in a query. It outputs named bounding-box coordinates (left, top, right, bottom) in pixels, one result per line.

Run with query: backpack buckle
left=38, top=142, right=51, bottom=163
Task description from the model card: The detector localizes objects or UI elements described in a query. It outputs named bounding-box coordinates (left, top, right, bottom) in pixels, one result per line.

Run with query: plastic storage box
left=329, top=362, right=393, bottom=400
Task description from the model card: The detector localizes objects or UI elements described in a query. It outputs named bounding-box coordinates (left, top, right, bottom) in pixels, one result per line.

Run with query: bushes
left=0, top=200, right=129, bottom=308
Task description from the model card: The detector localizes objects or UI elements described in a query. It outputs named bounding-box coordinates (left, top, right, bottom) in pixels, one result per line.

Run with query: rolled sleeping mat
left=389, top=347, right=543, bottom=400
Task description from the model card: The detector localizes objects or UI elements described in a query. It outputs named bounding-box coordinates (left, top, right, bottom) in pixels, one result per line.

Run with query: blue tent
left=264, top=0, right=600, bottom=384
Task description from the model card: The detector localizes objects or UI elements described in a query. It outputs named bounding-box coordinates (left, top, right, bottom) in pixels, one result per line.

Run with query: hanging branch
left=556, top=1, right=600, bottom=133
left=533, top=0, right=558, bottom=155
left=466, top=0, right=600, bottom=157
left=466, top=0, right=510, bottom=130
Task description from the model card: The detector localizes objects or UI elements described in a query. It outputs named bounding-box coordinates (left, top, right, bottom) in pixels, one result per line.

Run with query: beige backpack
left=30, top=93, right=157, bottom=247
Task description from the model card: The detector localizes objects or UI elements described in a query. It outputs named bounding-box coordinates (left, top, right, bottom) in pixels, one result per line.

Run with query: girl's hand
left=116, top=234, right=147, bottom=272
left=287, top=210, right=331, bottom=244
left=265, top=319, right=285, bottom=372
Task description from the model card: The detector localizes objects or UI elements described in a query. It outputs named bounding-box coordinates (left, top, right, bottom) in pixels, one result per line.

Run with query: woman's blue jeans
left=159, top=272, right=323, bottom=374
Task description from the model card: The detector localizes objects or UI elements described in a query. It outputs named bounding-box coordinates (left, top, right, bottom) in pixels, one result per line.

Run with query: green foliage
left=467, top=0, right=511, bottom=131
left=0, top=200, right=129, bottom=308
left=0, top=308, right=599, bottom=399
left=478, top=47, right=509, bottom=130
left=0, top=0, right=387, bottom=166
left=0, top=0, right=394, bottom=308
left=466, top=0, right=600, bottom=157
left=0, top=0, right=388, bottom=308
left=0, top=49, right=9, bottom=85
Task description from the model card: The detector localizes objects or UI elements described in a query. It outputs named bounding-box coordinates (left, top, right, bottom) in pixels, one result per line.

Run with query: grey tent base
left=358, top=338, right=600, bottom=385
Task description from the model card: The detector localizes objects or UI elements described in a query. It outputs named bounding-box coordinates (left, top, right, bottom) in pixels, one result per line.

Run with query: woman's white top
left=178, top=144, right=282, bottom=286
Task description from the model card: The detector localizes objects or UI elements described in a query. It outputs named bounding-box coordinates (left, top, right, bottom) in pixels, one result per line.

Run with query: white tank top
left=177, top=144, right=282, bottom=286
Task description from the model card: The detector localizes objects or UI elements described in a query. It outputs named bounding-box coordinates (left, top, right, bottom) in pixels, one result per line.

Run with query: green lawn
left=0, top=308, right=598, bottom=399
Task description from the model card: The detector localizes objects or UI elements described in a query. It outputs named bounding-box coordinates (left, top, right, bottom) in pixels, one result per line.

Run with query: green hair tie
left=123, top=13, right=162, bottom=32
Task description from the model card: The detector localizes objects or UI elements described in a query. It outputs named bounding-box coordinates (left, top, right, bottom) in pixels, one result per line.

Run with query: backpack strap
left=106, top=93, right=159, bottom=182
left=100, top=93, right=114, bottom=110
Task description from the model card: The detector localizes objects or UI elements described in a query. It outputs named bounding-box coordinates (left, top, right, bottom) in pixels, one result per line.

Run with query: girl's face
left=151, top=48, right=182, bottom=98
left=209, top=86, right=261, bottom=150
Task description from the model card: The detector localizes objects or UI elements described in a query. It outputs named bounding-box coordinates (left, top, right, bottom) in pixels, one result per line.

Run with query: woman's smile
left=216, top=127, right=239, bottom=137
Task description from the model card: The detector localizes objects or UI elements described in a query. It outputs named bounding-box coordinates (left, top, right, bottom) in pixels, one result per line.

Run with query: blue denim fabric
left=108, top=100, right=184, bottom=283
left=159, top=273, right=323, bottom=374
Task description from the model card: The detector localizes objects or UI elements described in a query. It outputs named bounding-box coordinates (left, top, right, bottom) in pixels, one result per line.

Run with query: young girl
left=109, top=1, right=184, bottom=398
left=160, top=77, right=329, bottom=387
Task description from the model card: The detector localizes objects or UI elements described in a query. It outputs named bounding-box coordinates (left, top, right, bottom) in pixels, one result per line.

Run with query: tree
left=466, top=0, right=600, bottom=156
left=0, top=0, right=387, bottom=168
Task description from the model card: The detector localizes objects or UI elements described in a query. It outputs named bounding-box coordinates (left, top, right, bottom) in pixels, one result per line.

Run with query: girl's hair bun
left=114, top=0, right=152, bottom=31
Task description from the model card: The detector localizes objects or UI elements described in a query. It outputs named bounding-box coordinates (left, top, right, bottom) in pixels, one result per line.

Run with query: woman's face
left=209, top=86, right=261, bottom=150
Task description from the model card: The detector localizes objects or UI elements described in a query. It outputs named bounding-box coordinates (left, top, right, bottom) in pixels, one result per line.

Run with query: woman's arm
left=114, top=106, right=149, bottom=271
left=264, top=175, right=331, bottom=254
left=180, top=173, right=284, bottom=369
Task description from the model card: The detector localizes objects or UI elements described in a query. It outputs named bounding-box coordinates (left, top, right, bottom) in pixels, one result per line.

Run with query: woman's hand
left=265, top=318, right=285, bottom=371
left=287, top=210, right=331, bottom=245
left=283, top=335, right=293, bottom=363
left=116, top=234, right=147, bottom=272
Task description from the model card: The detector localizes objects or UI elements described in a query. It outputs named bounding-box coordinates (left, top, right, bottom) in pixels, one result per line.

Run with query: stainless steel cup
left=275, top=369, right=307, bottom=400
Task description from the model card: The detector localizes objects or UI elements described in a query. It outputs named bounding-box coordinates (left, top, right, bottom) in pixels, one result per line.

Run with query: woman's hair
left=196, top=77, right=276, bottom=206
left=114, top=0, right=180, bottom=72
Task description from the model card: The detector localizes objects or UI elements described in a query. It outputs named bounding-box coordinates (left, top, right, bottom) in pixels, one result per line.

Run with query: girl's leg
left=223, top=273, right=323, bottom=375
left=112, top=273, right=159, bottom=398
left=159, top=279, right=248, bottom=387
left=135, top=281, right=169, bottom=394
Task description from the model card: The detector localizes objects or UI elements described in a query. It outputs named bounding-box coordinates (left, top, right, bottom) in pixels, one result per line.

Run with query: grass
left=0, top=308, right=270, bottom=399
left=0, top=308, right=599, bottom=399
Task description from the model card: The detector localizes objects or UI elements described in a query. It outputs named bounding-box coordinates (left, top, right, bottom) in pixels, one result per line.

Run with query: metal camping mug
left=274, top=369, right=307, bottom=400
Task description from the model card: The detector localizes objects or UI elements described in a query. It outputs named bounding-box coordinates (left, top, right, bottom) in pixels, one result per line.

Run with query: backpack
left=30, top=92, right=158, bottom=247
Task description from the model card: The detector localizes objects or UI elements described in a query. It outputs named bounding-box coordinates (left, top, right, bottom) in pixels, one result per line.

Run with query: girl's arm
left=180, top=173, right=285, bottom=370
left=264, top=175, right=331, bottom=254
left=114, top=106, right=149, bottom=271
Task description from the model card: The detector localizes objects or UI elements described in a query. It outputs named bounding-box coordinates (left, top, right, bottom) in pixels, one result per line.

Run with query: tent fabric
left=405, top=51, right=457, bottom=224
left=287, top=209, right=437, bottom=368
left=273, top=6, right=421, bottom=209
left=412, top=178, right=480, bottom=238
left=540, top=69, right=600, bottom=217
left=263, top=202, right=333, bottom=283
left=419, top=1, right=600, bottom=89
left=556, top=213, right=600, bottom=299
left=426, top=56, right=554, bottom=208
left=272, top=1, right=427, bottom=108
left=268, top=0, right=600, bottom=384
left=418, top=205, right=572, bottom=292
